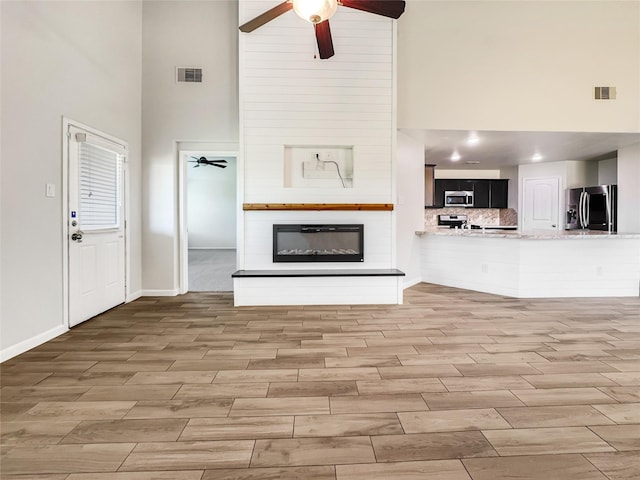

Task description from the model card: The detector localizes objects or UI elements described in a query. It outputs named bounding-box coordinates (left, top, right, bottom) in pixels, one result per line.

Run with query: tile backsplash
left=425, top=208, right=518, bottom=227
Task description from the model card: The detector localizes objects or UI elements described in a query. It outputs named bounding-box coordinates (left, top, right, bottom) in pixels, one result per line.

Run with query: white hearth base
left=233, top=273, right=404, bottom=306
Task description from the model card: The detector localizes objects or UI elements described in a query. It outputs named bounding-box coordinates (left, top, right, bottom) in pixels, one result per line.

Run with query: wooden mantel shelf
left=243, top=203, right=394, bottom=211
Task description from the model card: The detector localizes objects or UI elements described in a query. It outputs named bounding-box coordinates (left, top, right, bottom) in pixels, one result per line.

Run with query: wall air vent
left=176, top=67, right=203, bottom=83
left=594, top=86, right=616, bottom=100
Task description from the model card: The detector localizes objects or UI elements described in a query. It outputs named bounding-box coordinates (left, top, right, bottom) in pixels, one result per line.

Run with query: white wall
left=519, top=160, right=599, bottom=192
left=240, top=1, right=396, bottom=271
left=566, top=159, right=598, bottom=189
left=396, top=132, right=425, bottom=286
left=235, top=0, right=401, bottom=305
left=187, top=157, right=237, bottom=248
left=598, top=158, right=618, bottom=186
left=500, top=166, right=519, bottom=211
left=240, top=3, right=395, bottom=206
left=617, top=143, right=640, bottom=233
left=142, top=1, right=239, bottom=292
left=0, top=0, right=142, bottom=359
left=434, top=169, right=500, bottom=179
left=398, top=0, right=640, bottom=132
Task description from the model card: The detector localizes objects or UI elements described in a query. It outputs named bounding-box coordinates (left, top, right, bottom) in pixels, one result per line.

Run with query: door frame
left=177, top=147, right=240, bottom=294
left=62, top=117, right=131, bottom=328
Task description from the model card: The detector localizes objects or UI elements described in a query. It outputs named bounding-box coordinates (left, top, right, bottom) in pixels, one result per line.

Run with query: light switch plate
left=46, top=183, right=55, bottom=197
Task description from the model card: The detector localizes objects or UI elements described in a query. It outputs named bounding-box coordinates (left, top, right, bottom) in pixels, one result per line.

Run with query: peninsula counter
left=416, top=229, right=640, bottom=298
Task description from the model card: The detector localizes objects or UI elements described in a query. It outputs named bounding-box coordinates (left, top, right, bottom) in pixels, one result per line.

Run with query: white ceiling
left=400, top=129, right=640, bottom=170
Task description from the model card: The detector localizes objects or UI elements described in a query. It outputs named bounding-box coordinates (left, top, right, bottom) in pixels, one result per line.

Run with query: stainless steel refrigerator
left=566, top=185, right=617, bottom=232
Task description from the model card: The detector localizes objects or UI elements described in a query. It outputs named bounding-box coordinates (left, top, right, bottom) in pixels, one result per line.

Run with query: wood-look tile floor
left=2, top=283, right=639, bottom=479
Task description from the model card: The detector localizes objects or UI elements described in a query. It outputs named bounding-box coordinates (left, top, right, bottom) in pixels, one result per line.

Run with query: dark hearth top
left=232, top=269, right=405, bottom=278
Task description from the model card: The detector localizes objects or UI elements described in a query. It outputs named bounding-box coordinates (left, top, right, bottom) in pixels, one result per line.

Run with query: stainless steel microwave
left=445, top=190, right=474, bottom=207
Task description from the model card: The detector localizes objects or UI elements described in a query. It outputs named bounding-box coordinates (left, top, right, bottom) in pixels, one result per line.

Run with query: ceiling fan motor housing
left=293, top=0, right=338, bottom=24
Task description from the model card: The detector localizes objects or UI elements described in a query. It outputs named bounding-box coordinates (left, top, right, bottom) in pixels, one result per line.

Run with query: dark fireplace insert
left=273, top=224, right=364, bottom=263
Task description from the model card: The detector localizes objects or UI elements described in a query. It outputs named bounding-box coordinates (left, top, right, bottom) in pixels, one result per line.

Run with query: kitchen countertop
left=416, top=228, right=640, bottom=239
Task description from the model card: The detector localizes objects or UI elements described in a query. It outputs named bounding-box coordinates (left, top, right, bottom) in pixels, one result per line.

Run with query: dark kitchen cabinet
left=489, top=179, right=509, bottom=208
left=470, top=180, right=490, bottom=208
left=433, top=178, right=508, bottom=208
left=433, top=179, right=460, bottom=207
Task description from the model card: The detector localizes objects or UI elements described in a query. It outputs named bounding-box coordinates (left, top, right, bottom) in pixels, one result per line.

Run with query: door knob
left=71, top=231, right=83, bottom=242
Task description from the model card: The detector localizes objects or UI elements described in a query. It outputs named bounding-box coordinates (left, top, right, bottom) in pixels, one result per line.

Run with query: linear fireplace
left=273, top=224, right=364, bottom=263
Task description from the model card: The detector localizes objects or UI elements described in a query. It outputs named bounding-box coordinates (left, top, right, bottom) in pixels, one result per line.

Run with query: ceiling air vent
left=594, top=86, right=616, bottom=100
left=176, top=67, right=203, bottom=83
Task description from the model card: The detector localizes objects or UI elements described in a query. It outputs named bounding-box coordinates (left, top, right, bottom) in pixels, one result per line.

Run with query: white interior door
left=68, top=126, right=126, bottom=327
left=522, top=176, right=560, bottom=231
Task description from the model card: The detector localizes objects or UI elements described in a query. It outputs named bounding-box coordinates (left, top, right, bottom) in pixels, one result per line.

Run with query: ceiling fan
left=189, top=156, right=228, bottom=168
left=239, top=0, right=406, bottom=59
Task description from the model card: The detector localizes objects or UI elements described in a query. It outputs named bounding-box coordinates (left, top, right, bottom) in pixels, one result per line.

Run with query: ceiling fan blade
left=239, top=0, right=293, bottom=33
left=340, top=0, right=405, bottom=19
left=207, top=159, right=228, bottom=163
left=212, top=164, right=227, bottom=169
left=315, top=20, right=335, bottom=60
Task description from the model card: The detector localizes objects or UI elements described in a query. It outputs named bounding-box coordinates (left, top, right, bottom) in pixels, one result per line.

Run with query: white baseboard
left=126, top=290, right=143, bottom=302
left=188, top=247, right=236, bottom=250
left=0, top=324, right=68, bottom=362
left=141, top=289, right=180, bottom=297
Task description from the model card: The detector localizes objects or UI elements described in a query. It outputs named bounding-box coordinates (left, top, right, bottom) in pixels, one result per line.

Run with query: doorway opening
left=178, top=149, right=238, bottom=292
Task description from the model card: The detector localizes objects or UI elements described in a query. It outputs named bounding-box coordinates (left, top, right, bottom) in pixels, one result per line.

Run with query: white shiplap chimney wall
left=237, top=0, right=400, bottom=304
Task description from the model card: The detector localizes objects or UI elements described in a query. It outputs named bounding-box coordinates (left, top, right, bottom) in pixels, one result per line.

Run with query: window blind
left=79, top=142, right=122, bottom=230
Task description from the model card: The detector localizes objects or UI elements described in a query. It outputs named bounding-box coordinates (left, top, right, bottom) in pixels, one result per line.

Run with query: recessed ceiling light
left=451, top=151, right=461, bottom=161
left=531, top=153, right=543, bottom=161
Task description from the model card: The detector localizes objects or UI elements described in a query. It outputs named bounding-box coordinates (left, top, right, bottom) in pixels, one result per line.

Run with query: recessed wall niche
left=284, top=146, right=353, bottom=188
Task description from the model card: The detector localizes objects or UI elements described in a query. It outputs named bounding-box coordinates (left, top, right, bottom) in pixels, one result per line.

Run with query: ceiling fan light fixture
left=293, top=0, right=338, bottom=24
